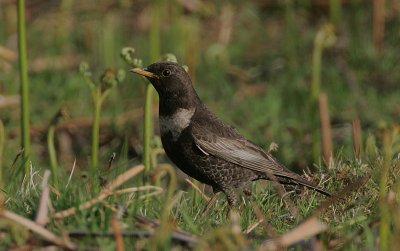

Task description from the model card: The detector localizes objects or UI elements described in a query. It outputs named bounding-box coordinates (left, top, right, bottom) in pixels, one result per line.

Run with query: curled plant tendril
left=79, top=62, right=95, bottom=89
left=163, top=53, right=189, bottom=72
left=100, top=68, right=125, bottom=90
left=100, top=68, right=117, bottom=89
left=78, top=61, right=124, bottom=178
left=315, top=23, right=336, bottom=49
left=163, top=53, right=177, bottom=63
left=120, top=47, right=135, bottom=64
left=79, top=61, right=90, bottom=76
left=120, top=47, right=143, bottom=68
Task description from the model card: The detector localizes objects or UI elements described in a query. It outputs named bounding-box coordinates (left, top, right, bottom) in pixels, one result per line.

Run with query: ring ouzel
left=131, top=61, right=331, bottom=207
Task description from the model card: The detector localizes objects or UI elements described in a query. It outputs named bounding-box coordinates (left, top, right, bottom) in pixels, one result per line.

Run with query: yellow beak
left=130, top=68, right=159, bottom=79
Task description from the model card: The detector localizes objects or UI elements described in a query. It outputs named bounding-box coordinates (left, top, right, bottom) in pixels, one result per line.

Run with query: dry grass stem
left=201, top=192, right=220, bottom=216
left=244, top=218, right=264, bottom=235
left=0, top=45, right=17, bottom=61
left=260, top=217, right=327, bottom=250
left=54, top=185, right=157, bottom=219
left=54, top=165, right=144, bottom=218
left=251, top=202, right=278, bottom=237
left=35, top=170, right=50, bottom=226
left=111, top=214, right=125, bottom=251
left=0, top=95, right=19, bottom=109
left=185, top=178, right=210, bottom=202
left=319, top=93, right=333, bottom=164
left=114, top=186, right=162, bottom=195
left=139, top=189, right=164, bottom=200
left=30, top=55, right=81, bottom=72
left=373, top=0, right=385, bottom=54
left=66, top=159, right=77, bottom=188
left=312, top=176, right=369, bottom=217
left=264, top=169, right=299, bottom=218
left=352, top=118, right=362, bottom=158
left=1, top=209, right=76, bottom=250
left=104, top=165, right=144, bottom=191
left=9, top=108, right=147, bottom=137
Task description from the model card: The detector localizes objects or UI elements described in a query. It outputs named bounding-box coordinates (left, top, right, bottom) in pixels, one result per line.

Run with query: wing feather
left=192, top=127, right=291, bottom=177
left=191, top=117, right=331, bottom=196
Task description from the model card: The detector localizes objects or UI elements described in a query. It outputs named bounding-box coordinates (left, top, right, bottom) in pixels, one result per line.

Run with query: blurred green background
left=1, top=0, right=400, bottom=173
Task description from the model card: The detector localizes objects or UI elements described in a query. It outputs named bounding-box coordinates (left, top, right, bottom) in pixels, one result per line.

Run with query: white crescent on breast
left=159, top=108, right=196, bottom=141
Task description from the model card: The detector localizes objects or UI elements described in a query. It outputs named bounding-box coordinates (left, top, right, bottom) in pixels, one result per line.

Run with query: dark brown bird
left=131, top=61, right=331, bottom=207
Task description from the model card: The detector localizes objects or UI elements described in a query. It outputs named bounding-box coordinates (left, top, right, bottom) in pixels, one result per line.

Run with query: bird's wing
left=191, top=123, right=332, bottom=196
left=192, top=126, right=291, bottom=177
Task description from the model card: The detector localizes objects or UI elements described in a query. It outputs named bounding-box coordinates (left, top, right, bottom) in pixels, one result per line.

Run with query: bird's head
left=131, top=61, right=196, bottom=101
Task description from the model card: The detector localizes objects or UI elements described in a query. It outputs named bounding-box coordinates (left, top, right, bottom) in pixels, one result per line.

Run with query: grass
left=17, top=0, right=31, bottom=176
left=1, top=1, right=400, bottom=250
left=0, top=155, right=389, bottom=249
left=76, top=62, right=125, bottom=190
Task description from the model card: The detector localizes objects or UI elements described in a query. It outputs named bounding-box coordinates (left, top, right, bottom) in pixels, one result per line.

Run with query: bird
left=131, top=61, right=331, bottom=208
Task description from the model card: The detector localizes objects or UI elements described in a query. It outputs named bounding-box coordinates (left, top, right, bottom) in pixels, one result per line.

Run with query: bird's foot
left=243, top=188, right=252, bottom=196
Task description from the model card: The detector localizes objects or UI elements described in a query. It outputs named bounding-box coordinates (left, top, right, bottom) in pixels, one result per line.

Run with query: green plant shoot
left=79, top=62, right=125, bottom=188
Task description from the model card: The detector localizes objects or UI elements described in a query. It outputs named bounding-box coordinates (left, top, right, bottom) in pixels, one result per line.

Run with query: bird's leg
left=222, top=187, right=240, bottom=218
left=243, top=188, right=252, bottom=196
left=225, top=188, right=238, bottom=207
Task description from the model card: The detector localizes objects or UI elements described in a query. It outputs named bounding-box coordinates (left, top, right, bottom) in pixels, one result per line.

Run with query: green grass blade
left=17, top=0, right=31, bottom=176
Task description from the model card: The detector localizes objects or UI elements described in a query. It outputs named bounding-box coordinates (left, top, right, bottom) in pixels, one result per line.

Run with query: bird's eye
left=162, top=69, right=171, bottom=77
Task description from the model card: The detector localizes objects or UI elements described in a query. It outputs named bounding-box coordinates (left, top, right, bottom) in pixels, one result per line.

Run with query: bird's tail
left=275, top=174, right=332, bottom=197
